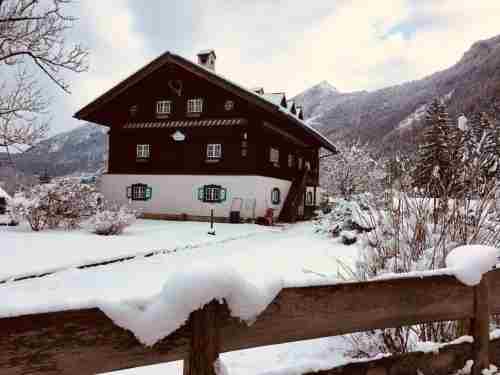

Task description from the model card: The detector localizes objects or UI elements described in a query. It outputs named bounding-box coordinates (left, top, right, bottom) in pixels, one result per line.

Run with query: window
left=298, top=157, right=303, bottom=170
left=305, top=161, right=311, bottom=170
left=224, top=100, right=234, bottom=111
left=207, top=143, right=222, bottom=160
left=130, top=105, right=138, bottom=117
left=198, top=185, right=227, bottom=203
left=127, top=183, right=152, bottom=201
left=136, top=144, right=150, bottom=160
left=156, top=100, right=172, bottom=115
left=271, top=188, right=281, bottom=205
left=270, top=147, right=280, bottom=167
left=187, top=98, right=203, bottom=113
left=288, top=154, right=294, bottom=168
left=241, top=140, right=248, bottom=157
left=306, top=191, right=314, bottom=206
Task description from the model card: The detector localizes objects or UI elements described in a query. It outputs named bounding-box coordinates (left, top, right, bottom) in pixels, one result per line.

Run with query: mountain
left=294, top=34, right=500, bottom=152
left=7, top=124, right=107, bottom=177
left=3, top=35, right=500, bottom=177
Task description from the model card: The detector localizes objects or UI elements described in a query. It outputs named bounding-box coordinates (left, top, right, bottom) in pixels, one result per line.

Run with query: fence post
left=471, top=273, right=490, bottom=375
left=183, top=300, right=221, bottom=375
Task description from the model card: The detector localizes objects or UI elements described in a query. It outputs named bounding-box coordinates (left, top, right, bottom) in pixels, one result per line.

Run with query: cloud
left=51, top=0, right=154, bottom=133
left=50, top=0, right=500, bottom=135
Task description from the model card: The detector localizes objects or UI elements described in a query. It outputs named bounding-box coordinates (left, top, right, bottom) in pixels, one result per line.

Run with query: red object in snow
left=264, top=208, right=274, bottom=226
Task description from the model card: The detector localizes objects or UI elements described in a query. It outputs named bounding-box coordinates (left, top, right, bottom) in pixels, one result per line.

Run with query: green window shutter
left=126, top=186, right=132, bottom=199
left=145, top=186, right=153, bottom=200
left=198, top=187, right=205, bottom=201
left=220, top=187, right=227, bottom=202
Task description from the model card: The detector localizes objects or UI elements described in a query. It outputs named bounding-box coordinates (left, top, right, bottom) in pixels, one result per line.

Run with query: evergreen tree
left=413, top=99, right=451, bottom=196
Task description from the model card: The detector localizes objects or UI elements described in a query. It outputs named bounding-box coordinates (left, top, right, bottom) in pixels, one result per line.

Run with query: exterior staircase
left=279, top=169, right=309, bottom=223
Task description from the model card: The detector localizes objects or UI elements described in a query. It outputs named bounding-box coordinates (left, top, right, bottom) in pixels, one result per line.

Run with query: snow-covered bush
left=348, top=186, right=500, bottom=358
left=314, top=194, right=378, bottom=244
left=8, top=179, right=101, bottom=231
left=90, top=204, right=136, bottom=235
left=321, top=141, right=384, bottom=202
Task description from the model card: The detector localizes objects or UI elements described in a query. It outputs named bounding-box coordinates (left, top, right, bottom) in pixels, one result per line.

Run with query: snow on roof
left=262, top=93, right=287, bottom=107
left=197, top=49, right=216, bottom=56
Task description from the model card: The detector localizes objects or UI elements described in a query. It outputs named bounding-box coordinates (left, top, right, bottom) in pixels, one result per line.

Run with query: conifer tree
left=413, top=99, right=450, bottom=196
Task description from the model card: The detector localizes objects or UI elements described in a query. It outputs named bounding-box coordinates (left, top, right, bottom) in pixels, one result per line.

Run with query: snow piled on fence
left=446, top=245, right=498, bottom=286
left=99, top=260, right=283, bottom=346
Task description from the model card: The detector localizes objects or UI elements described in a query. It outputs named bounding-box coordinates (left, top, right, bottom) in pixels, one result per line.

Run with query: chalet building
left=74, top=50, right=337, bottom=222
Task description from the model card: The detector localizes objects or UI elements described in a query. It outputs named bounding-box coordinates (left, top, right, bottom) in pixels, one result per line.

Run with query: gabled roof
left=262, top=93, right=287, bottom=108
left=74, top=52, right=337, bottom=153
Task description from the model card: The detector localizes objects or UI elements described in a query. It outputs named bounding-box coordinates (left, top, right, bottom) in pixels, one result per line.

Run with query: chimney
left=197, top=50, right=216, bottom=71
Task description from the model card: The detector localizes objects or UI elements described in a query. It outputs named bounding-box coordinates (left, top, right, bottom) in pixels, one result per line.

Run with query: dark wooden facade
left=76, top=53, right=332, bottom=181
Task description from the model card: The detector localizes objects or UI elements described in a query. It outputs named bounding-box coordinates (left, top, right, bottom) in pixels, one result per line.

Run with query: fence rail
left=1, top=269, right=500, bottom=375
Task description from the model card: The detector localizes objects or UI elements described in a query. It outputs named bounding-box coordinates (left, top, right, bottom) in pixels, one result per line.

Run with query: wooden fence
left=1, top=269, right=500, bottom=375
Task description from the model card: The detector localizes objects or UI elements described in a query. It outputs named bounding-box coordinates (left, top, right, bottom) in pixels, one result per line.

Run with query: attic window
left=187, top=98, right=203, bottom=114
left=298, top=157, right=303, bottom=170
left=270, top=147, right=279, bottom=167
left=224, top=100, right=234, bottom=111
left=130, top=105, right=138, bottom=117
left=156, top=100, right=171, bottom=115
left=288, top=154, right=294, bottom=168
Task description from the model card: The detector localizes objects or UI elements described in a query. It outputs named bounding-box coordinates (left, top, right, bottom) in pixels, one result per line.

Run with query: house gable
left=74, top=52, right=337, bottom=153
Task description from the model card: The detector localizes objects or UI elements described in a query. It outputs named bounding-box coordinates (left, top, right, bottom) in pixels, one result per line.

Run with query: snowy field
left=0, top=219, right=360, bottom=374
left=0, top=219, right=269, bottom=281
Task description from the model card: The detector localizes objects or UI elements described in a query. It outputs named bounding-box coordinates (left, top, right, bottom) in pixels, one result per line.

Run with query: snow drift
left=99, top=261, right=284, bottom=346
left=446, top=245, right=498, bottom=286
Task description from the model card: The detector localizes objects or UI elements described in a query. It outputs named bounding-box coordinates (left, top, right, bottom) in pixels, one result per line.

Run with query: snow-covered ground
left=0, top=219, right=269, bottom=281
left=0, top=219, right=360, bottom=374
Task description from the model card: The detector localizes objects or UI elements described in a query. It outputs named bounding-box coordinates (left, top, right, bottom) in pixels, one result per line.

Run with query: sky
left=47, top=0, right=500, bottom=135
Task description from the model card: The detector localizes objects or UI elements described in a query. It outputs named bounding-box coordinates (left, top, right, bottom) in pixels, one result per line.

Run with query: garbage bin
left=229, top=211, right=240, bottom=223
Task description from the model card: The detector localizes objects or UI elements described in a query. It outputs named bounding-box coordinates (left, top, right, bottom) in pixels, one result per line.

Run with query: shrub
left=90, top=204, right=136, bottom=235
left=9, top=179, right=101, bottom=231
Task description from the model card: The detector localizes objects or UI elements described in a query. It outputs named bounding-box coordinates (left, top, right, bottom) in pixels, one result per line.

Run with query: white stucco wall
left=99, top=174, right=291, bottom=219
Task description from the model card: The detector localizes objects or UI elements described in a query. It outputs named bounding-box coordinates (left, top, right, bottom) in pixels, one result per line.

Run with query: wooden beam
left=472, top=274, right=491, bottom=375
left=183, top=301, right=222, bottom=375
left=2, top=271, right=490, bottom=374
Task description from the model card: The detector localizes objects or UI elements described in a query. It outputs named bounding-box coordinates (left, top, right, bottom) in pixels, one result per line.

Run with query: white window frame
left=136, top=144, right=150, bottom=159
left=205, top=186, right=220, bottom=202
left=187, top=98, right=203, bottom=113
left=298, top=157, right=303, bottom=170
left=270, top=147, right=280, bottom=166
left=288, top=154, right=294, bottom=168
left=207, top=143, right=222, bottom=160
left=156, top=100, right=172, bottom=115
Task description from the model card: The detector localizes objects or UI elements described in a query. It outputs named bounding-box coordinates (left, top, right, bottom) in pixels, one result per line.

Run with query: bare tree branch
left=0, top=0, right=88, bottom=167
